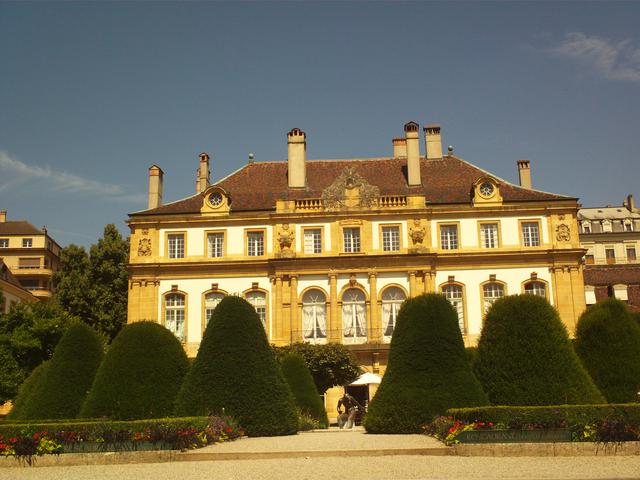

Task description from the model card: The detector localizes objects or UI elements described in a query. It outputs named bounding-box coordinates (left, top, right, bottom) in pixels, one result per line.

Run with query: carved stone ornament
left=321, top=166, right=380, bottom=211
left=556, top=224, right=571, bottom=242
left=409, top=219, right=426, bottom=245
left=277, top=224, right=295, bottom=258
left=137, top=238, right=152, bottom=256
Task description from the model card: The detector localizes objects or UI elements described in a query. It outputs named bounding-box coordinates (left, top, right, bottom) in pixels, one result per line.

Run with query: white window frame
left=482, top=282, right=504, bottom=314
left=381, top=226, right=400, bottom=252
left=381, top=287, right=406, bottom=342
left=247, top=231, right=265, bottom=257
left=0, top=239, right=8, bottom=248
left=440, top=224, right=458, bottom=250
left=207, top=232, right=224, bottom=258
left=165, top=293, right=185, bottom=342
left=302, top=289, right=327, bottom=343
left=524, top=281, right=546, bottom=298
left=303, top=229, right=322, bottom=254
left=442, top=284, right=465, bottom=334
left=168, top=234, right=185, bottom=259
left=341, top=288, right=367, bottom=344
left=522, top=222, right=540, bottom=247
left=343, top=228, right=361, bottom=253
left=245, top=291, right=267, bottom=327
left=22, top=238, right=33, bottom=248
left=480, top=223, right=499, bottom=249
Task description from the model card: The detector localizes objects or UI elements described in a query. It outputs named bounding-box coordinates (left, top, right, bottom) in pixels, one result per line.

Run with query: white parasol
left=350, top=372, right=382, bottom=385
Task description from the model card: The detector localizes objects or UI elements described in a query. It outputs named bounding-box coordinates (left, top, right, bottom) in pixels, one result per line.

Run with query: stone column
left=423, top=270, right=436, bottom=294
left=329, top=272, right=339, bottom=342
left=290, top=275, right=298, bottom=343
left=368, top=270, right=380, bottom=343
left=274, top=275, right=283, bottom=343
left=408, top=271, right=417, bottom=297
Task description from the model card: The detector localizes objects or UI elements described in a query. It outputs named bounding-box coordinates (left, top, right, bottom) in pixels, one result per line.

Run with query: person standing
left=337, top=391, right=362, bottom=429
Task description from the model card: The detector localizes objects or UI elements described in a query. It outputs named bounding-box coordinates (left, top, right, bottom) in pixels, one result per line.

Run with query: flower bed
left=424, top=404, right=640, bottom=445
left=0, top=415, right=243, bottom=464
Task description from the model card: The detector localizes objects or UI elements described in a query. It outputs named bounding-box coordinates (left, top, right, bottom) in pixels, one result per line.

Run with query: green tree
left=364, top=294, right=488, bottom=434
left=81, top=322, right=189, bottom=420
left=0, top=344, right=24, bottom=405
left=474, top=295, right=604, bottom=405
left=176, top=296, right=298, bottom=436
left=52, top=245, right=93, bottom=324
left=6, top=361, right=50, bottom=420
left=274, top=343, right=362, bottom=394
left=280, top=353, right=329, bottom=428
left=575, top=298, right=640, bottom=403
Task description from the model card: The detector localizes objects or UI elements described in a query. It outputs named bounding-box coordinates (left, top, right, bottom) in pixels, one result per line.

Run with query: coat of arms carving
left=556, top=224, right=571, bottom=242
left=321, top=166, right=380, bottom=211
left=137, top=238, right=152, bottom=256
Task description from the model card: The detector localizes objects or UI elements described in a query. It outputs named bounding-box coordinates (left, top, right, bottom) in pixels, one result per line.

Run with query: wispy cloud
left=545, top=32, right=640, bottom=83
left=0, top=151, right=146, bottom=203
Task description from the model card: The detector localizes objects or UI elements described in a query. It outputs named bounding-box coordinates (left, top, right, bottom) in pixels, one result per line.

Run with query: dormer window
left=623, top=220, right=633, bottom=232
left=581, top=221, right=591, bottom=234
left=601, top=220, right=612, bottom=233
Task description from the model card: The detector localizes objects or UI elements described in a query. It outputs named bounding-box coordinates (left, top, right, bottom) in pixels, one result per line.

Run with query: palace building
left=126, top=121, right=586, bottom=407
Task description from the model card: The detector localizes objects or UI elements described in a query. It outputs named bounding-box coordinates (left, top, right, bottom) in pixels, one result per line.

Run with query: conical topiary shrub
left=80, top=321, right=189, bottom=419
left=280, top=353, right=328, bottom=428
left=574, top=298, right=640, bottom=403
left=474, top=294, right=604, bottom=405
left=6, top=361, right=50, bottom=420
left=175, top=296, right=297, bottom=436
left=364, top=294, right=488, bottom=434
left=20, top=323, right=104, bottom=419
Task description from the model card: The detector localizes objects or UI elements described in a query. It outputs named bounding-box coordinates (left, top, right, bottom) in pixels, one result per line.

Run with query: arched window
left=381, top=287, right=406, bottom=341
left=342, top=288, right=367, bottom=343
left=165, top=293, right=185, bottom=341
left=482, top=282, right=504, bottom=314
left=245, top=291, right=267, bottom=327
left=524, top=281, right=546, bottom=298
left=302, top=289, right=327, bottom=343
left=204, top=292, right=225, bottom=324
left=442, top=284, right=466, bottom=334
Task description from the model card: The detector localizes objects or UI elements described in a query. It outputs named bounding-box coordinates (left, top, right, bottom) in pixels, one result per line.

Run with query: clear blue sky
left=1, top=1, right=639, bottom=247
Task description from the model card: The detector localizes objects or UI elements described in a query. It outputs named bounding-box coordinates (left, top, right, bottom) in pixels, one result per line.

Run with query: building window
left=613, top=284, right=629, bottom=302
left=602, top=220, right=612, bottom=233
left=302, top=289, right=327, bottom=343
left=247, top=231, right=265, bottom=257
left=381, top=226, right=400, bottom=252
left=165, top=293, right=185, bottom=342
left=480, top=223, right=499, bottom=248
left=627, top=247, right=637, bottom=262
left=582, top=222, right=591, bottom=234
left=522, top=222, right=540, bottom=247
left=381, top=287, right=406, bottom=340
left=482, top=282, right=505, bottom=314
left=524, top=281, right=546, bottom=298
left=207, top=233, right=224, bottom=258
left=22, top=238, right=33, bottom=248
left=204, top=292, right=224, bottom=324
left=605, top=248, right=616, bottom=264
left=342, top=288, right=367, bottom=343
left=0, top=239, right=8, bottom=248
left=18, top=258, right=40, bottom=269
left=303, top=229, right=322, bottom=254
left=20, top=279, right=40, bottom=291
left=343, top=228, right=361, bottom=253
left=168, top=234, right=185, bottom=259
left=440, top=224, right=458, bottom=250
left=442, top=284, right=465, bottom=334
left=624, top=221, right=634, bottom=232
left=245, top=291, right=266, bottom=327
left=585, top=254, right=595, bottom=265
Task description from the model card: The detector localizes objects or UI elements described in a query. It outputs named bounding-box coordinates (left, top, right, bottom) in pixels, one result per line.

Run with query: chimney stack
left=198, top=152, right=210, bottom=193
left=148, top=165, right=164, bottom=209
left=287, top=128, right=306, bottom=189
left=625, top=194, right=636, bottom=212
left=424, top=124, right=443, bottom=160
left=392, top=138, right=407, bottom=158
left=404, top=121, right=421, bottom=186
left=517, top=160, right=532, bottom=189
left=0, top=210, right=5, bottom=223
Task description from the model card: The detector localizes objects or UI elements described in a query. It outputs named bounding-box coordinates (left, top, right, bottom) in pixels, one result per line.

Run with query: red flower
left=33, top=433, right=40, bottom=441
left=488, top=422, right=494, bottom=427
left=9, top=437, right=17, bottom=444
left=224, top=427, right=233, bottom=434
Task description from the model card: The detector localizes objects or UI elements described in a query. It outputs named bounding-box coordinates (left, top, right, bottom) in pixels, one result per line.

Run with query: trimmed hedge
left=474, top=295, right=604, bottom=405
left=364, top=294, right=488, bottom=434
left=19, top=323, right=104, bottom=420
left=6, top=361, right=50, bottom=420
left=280, top=353, right=328, bottom=428
left=575, top=299, right=640, bottom=403
left=175, top=296, right=298, bottom=436
left=80, top=322, right=189, bottom=420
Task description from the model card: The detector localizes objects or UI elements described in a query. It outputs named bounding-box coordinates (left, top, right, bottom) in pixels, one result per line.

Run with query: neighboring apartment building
left=0, top=211, right=62, bottom=301
left=127, top=121, right=586, bottom=388
left=0, top=259, right=37, bottom=313
left=579, top=195, right=640, bottom=311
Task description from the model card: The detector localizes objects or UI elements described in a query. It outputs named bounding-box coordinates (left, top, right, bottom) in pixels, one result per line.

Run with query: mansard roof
left=131, top=156, right=573, bottom=217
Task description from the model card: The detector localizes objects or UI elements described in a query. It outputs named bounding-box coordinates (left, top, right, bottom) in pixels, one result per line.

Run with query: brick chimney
left=392, top=138, right=407, bottom=158
left=0, top=210, right=6, bottom=223
left=423, top=124, right=443, bottom=160
left=148, top=165, right=164, bottom=209
left=517, top=160, right=532, bottom=189
left=404, top=121, right=421, bottom=186
left=287, top=128, right=306, bottom=189
left=197, top=152, right=210, bottom=193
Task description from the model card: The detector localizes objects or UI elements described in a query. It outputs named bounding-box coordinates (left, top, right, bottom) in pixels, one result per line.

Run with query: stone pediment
left=321, top=166, right=380, bottom=211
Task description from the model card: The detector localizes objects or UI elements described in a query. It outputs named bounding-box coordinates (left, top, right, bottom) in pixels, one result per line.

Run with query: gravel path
left=5, top=456, right=640, bottom=480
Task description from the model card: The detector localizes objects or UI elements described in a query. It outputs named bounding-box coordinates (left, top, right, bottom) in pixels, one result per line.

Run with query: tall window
left=0, top=239, right=8, bottom=248
left=582, top=222, right=591, bottom=234
left=440, top=225, right=458, bottom=250
left=303, top=229, right=322, bottom=254
left=247, top=231, right=264, bottom=256
left=480, top=223, right=499, bottom=248
left=482, top=282, right=504, bottom=314
left=381, top=287, right=406, bottom=340
left=522, top=222, right=540, bottom=247
left=245, top=291, right=266, bottom=327
left=605, top=248, right=616, bottom=264
left=627, top=247, right=637, bottom=262
left=624, top=221, right=634, bottom=232
left=168, top=234, right=185, bottom=259
left=602, top=220, right=612, bottom=233
left=343, top=228, right=361, bottom=253
left=302, top=289, right=327, bottom=343
left=204, top=292, right=224, bottom=324
left=342, top=289, right=367, bottom=343
left=22, top=238, right=33, bottom=248
left=382, top=226, right=400, bottom=252
left=442, top=284, right=465, bottom=334
left=165, top=293, right=185, bottom=342
left=207, top=233, right=224, bottom=258
left=524, top=281, right=546, bottom=297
